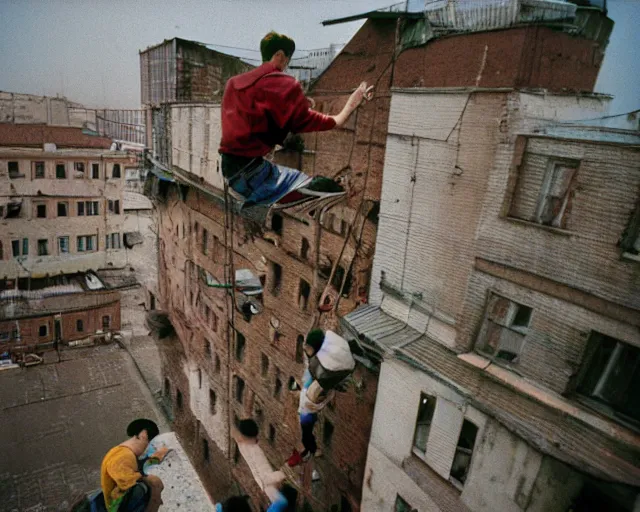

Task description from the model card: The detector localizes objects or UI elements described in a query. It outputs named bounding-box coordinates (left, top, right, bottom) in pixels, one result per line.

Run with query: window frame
left=58, top=236, right=69, bottom=254
left=112, top=163, right=121, bottom=178
left=76, top=319, right=84, bottom=332
left=33, top=161, right=45, bottom=179
left=57, top=201, right=68, bottom=217
left=38, top=324, right=48, bottom=337
left=91, top=162, right=100, bottom=179
left=37, top=239, right=49, bottom=256
left=412, top=393, right=436, bottom=455
left=36, top=203, right=47, bottom=219
left=55, top=162, right=66, bottom=179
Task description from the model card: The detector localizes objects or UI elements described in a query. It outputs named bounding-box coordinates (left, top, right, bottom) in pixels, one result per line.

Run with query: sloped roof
left=0, top=124, right=112, bottom=149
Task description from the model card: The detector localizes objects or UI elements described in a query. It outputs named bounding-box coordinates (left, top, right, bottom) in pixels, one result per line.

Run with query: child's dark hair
left=260, top=31, right=296, bottom=62
left=126, top=418, right=159, bottom=440
left=305, top=329, right=325, bottom=355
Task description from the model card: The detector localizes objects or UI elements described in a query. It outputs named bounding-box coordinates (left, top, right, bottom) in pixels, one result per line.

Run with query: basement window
left=57, top=202, right=68, bottom=217
left=298, top=279, right=310, bottom=310
left=577, top=332, right=640, bottom=424
left=450, top=420, right=478, bottom=486
left=234, top=376, right=245, bottom=404
left=475, top=293, right=532, bottom=363
left=413, top=394, right=436, bottom=455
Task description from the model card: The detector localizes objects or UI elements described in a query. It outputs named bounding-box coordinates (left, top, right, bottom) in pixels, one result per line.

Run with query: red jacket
left=219, top=63, right=336, bottom=158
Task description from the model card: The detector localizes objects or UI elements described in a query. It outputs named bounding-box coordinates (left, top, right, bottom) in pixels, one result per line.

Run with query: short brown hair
left=260, top=31, right=295, bottom=62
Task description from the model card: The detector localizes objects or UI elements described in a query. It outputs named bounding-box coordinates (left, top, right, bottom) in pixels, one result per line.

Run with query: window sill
left=505, top=217, right=574, bottom=236
left=622, top=252, right=640, bottom=263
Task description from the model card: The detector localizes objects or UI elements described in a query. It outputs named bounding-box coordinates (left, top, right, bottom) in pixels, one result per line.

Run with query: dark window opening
left=578, top=332, right=640, bottom=424
left=102, top=315, right=110, bottom=329
left=57, top=202, right=67, bottom=217
left=114, top=200, right=120, bottom=214
left=413, top=394, right=436, bottom=453
left=274, top=375, right=282, bottom=399
left=323, top=419, right=334, bottom=447
left=202, top=228, right=208, bottom=254
left=37, top=239, right=48, bottom=256
left=209, top=389, right=216, bottom=414
left=332, top=265, right=352, bottom=297
left=205, top=339, right=211, bottom=357
left=268, top=424, right=276, bottom=445
left=234, top=376, right=245, bottom=404
left=164, top=378, right=171, bottom=396
left=235, top=332, right=246, bottom=362
left=296, top=335, right=304, bottom=363
left=202, top=438, right=209, bottom=462
left=270, top=262, right=282, bottom=296
left=8, top=161, right=19, bottom=177
left=233, top=443, right=240, bottom=464
left=56, top=163, right=66, bottom=179
left=38, top=324, right=48, bottom=337
left=11, top=240, right=19, bottom=257
left=36, top=204, right=47, bottom=218
left=76, top=319, right=84, bottom=332
left=288, top=376, right=299, bottom=391
left=92, top=163, right=100, bottom=179
left=215, top=354, right=221, bottom=373
left=261, top=353, right=269, bottom=377
left=271, top=214, right=283, bottom=235
left=34, top=161, right=45, bottom=178
left=301, top=237, right=310, bottom=259
left=176, top=389, right=183, bottom=410
left=112, top=164, right=121, bottom=178
left=149, top=292, right=156, bottom=310
left=450, top=420, right=478, bottom=485
left=77, top=201, right=84, bottom=216
left=197, top=369, right=202, bottom=389
left=299, top=279, right=311, bottom=310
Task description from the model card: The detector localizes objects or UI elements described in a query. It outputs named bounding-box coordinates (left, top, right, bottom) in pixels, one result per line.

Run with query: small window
left=37, top=239, right=48, bottom=256
left=176, top=389, right=183, bottom=409
left=205, top=338, right=211, bottom=357
left=413, top=394, right=436, bottom=453
left=450, top=420, right=478, bottom=486
left=270, top=262, right=282, bottom=296
left=76, top=319, right=84, bottom=332
left=233, top=443, right=240, bottom=464
left=301, top=237, right=310, bottom=259
left=268, top=424, right=276, bottom=445
left=73, top=162, right=85, bottom=177
left=261, top=353, right=269, bottom=377
left=215, top=354, right=221, bottom=373
left=271, top=214, right=283, bottom=235
left=22, top=238, right=28, bottom=256
left=77, top=201, right=85, bottom=216
left=323, top=419, right=334, bottom=447
left=209, top=389, right=217, bottom=414
left=58, top=236, right=69, bottom=254
left=577, top=332, right=640, bottom=423
left=11, top=240, right=20, bottom=258
left=296, top=335, right=305, bottom=363
left=274, top=374, right=282, bottom=399
left=211, top=311, right=217, bottom=332
left=33, top=161, right=45, bottom=179
left=36, top=204, right=47, bottom=218
left=234, top=376, right=245, bottom=404
left=198, top=369, right=202, bottom=389
left=164, top=378, right=171, bottom=396
left=114, top=200, right=120, bottom=215
left=202, top=438, right=209, bottom=462
left=332, top=265, right=352, bottom=297
left=8, top=161, right=20, bottom=177
left=57, top=202, right=68, bottom=217
left=102, top=315, right=110, bottom=329
left=108, top=200, right=114, bottom=213
left=77, top=236, right=85, bottom=252
left=202, top=228, right=208, bottom=254
left=92, top=163, right=100, bottom=179
left=39, top=324, right=48, bottom=337
left=299, top=279, right=311, bottom=310
left=394, top=495, right=415, bottom=512
left=235, top=331, right=246, bottom=362
left=476, top=293, right=532, bottom=363
left=56, top=163, right=66, bottom=179
left=112, top=163, right=121, bottom=178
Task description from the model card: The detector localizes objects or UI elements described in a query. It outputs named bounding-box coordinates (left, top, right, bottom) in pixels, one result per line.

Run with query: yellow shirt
left=101, top=445, right=142, bottom=511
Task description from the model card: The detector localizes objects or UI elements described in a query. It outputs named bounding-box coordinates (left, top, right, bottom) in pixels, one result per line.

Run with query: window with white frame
left=77, top=235, right=96, bottom=252
left=510, top=155, right=579, bottom=229
left=475, top=293, right=532, bottom=363
left=577, top=332, right=640, bottom=424
left=413, top=393, right=436, bottom=454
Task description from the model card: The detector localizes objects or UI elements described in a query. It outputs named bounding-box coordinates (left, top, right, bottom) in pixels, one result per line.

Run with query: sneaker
left=287, top=450, right=303, bottom=467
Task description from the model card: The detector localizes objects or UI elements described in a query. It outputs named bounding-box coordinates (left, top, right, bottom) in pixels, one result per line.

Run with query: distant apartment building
left=287, top=44, right=344, bottom=85
left=0, top=123, right=136, bottom=356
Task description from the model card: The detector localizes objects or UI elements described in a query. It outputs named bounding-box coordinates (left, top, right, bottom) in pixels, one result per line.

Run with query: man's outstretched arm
left=330, top=82, right=374, bottom=128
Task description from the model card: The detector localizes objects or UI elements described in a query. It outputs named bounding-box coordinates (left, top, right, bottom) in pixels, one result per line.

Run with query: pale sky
left=0, top=0, right=638, bottom=114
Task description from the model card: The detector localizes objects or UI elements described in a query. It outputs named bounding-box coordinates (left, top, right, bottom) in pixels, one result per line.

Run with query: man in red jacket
left=219, top=31, right=371, bottom=209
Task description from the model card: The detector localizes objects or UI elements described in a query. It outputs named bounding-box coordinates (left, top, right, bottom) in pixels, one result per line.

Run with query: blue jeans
left=300, top=413, right=318, bottom=454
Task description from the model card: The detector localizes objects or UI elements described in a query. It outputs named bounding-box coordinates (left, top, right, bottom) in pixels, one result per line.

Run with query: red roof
left=0, top=124, right=113, bottom=149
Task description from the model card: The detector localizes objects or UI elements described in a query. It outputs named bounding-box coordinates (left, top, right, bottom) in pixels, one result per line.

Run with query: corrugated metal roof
left=341, top=305, right=423, bottom=352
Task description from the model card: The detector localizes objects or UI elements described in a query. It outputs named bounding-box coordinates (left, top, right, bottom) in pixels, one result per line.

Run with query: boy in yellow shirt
left=100, top=419, right=166, bottom=512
